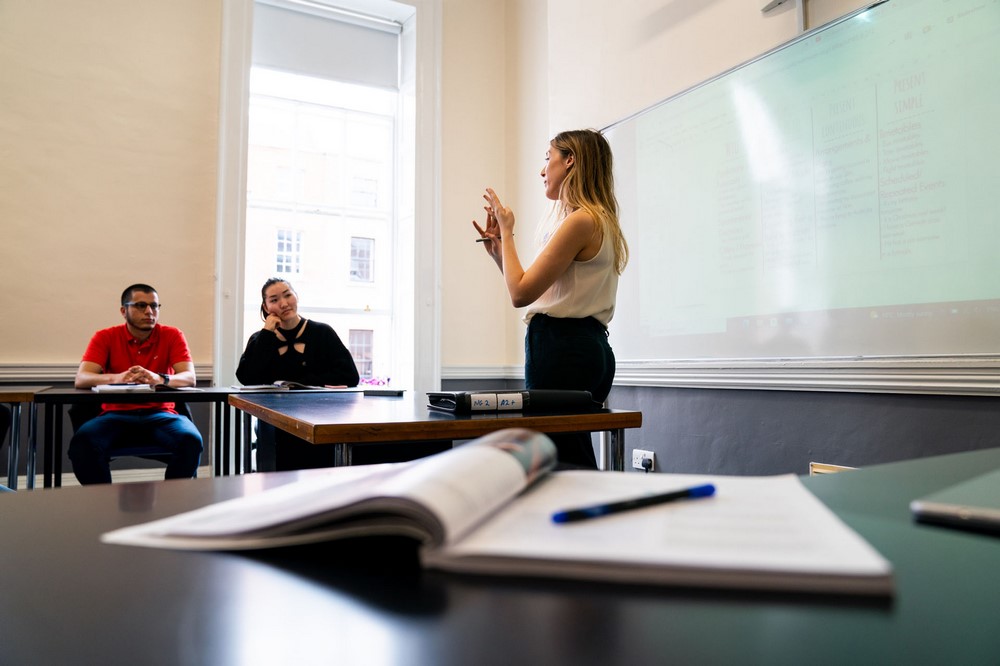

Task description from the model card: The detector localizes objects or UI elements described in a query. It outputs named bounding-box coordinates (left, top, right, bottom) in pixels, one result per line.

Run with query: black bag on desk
left=427, top=390, right=600, bottom=414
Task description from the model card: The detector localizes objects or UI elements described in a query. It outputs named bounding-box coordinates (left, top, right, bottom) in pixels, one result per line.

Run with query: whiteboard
left=605, top=0, right=1000, bottom=389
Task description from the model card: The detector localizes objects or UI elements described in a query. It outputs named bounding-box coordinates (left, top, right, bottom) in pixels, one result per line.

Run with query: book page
left=102, top=428, right=556, bottom=551
left=426, top=471, right=893, bottom=595
left=102, top=465, right=402, bottom=548
left=232, top=384, right=289, bottom=391
left=92, top=383, right=154, bottom=392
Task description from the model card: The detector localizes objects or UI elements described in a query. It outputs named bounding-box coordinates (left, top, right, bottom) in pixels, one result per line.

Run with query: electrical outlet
left=632, top=449, right=655, bottom=471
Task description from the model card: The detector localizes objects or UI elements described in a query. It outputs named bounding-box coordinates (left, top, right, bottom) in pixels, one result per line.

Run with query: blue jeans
left=525, top=314, right=616, bottom=469
left=68, top=410, right=203, bottom=484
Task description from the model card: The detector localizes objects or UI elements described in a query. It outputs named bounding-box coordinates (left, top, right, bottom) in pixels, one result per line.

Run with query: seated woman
left=236, top=278, right=360, bottom=470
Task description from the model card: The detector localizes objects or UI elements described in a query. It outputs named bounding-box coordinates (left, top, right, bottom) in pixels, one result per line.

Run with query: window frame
left=214, top=0, right=441, bottom=395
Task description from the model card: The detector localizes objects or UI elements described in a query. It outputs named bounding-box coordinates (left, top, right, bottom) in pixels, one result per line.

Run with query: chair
left=69, top=402, right=195, bottom=466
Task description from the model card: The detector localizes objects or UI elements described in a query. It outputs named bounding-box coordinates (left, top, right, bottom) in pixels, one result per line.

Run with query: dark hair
left=260, top=277, right=294, bottom=320
left=121, top=283, right=157, bottom=306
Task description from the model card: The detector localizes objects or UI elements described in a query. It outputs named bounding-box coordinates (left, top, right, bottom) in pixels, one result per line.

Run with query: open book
left=92, top=383, right=154, bottom=392
left=235, top=382, right=404, bottom=396
left=102, top=429, right=893, bottom=595
left=92, top=383, right=201, bottom=393
left=235, top=380, right=329, bottom=391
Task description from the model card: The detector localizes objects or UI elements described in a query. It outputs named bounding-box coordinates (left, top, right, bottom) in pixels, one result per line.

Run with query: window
left=242, top=69, right=397, bottom=369
left=218, top=0, right=437, bottom=395
left=350, top=175, right=379, bottom=208
left=349, top=329, right=374, bottom=378
left=275, top=229, right=302, bottom=274
left=351, top=237, right=374, bottom=282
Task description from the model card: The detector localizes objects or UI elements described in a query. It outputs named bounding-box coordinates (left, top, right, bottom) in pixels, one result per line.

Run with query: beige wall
left=0, top=0, right=866, bottom=377
left=439, top=0, right=553, bottom=369
left=439, top=0, right=513, bottom=367
left=0, top=0, right=221, bottom=366
left=448, top=0, right=868, bottom=372
left=545, top=0, right=869, bottom=132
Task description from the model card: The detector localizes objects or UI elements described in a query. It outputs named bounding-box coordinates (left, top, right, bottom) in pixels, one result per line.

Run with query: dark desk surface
left=34, top=386, right=240, bottom=404
left=0, top=386, right=51, bottom=403
left=229, top=391, right=642, bottom=443
left=230, top=392, right=642, bottom=470
left=2, top=447, right=999, bottom=664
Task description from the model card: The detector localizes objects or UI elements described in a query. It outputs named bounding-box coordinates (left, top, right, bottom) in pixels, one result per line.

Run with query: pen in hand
left=475, top=237, right=491, bottom=243
left=551, top=483, right=716, bottom=524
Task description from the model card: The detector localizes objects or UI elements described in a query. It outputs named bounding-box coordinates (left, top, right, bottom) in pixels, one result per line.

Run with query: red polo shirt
left=82, top=324, right=193, bottom=413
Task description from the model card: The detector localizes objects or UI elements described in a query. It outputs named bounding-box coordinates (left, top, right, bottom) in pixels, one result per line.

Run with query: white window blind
left=253, top=2, right=399, bottom=89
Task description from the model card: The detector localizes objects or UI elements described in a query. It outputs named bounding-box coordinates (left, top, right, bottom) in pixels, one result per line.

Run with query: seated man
left=69, top=283, right=203, bottom=484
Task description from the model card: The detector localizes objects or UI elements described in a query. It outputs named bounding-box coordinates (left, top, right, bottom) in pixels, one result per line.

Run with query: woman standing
left=237, top=278, right=359, bottom=469
left=473, top=129, right=628, bottom=469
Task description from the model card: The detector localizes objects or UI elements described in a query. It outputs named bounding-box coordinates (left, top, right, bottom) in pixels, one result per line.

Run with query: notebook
left=102, top=428, right=894, bottom=596
left=910, top=467, right=1000, bottom=535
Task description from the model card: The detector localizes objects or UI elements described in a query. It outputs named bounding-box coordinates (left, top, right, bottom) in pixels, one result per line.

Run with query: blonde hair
left=550, top=129, right=629, bottom=274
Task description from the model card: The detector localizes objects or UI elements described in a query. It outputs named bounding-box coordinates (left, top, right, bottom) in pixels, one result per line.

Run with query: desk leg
left=231, top=407, right=239, bottom=474
left=43, top=404, right=53, bottom=488
left=230, top=405, right=239, bottom=474
left=234, top=407, right=244, bottom=474
left=333, top=443, right=350, bottom=467
left=213, top=402, right=222, bottom=477
left=602, top=428, right=625, bottom=472
left=219, top=405, right=231, bottom=476
left=54, top=407, right=63, bottom=487
left=6, top=404, right=21, bottom=490
left=227, top=405, right=234, bottom=475
left=241, top=412, right=253, bottom=474
left=26, top=403, right=37, bottom=490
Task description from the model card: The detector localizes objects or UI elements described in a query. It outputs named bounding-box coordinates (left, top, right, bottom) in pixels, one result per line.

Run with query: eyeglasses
left=125, top=302, right=162, bottom=311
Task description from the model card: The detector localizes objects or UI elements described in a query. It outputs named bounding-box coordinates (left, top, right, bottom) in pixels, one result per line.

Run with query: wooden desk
left=1, top=448, right=999, bottom=663
left=0, top=386, right=48, bottom=490
left=34, top=387, right=243, bottom=487
left=229, top=392, right=643, bottom=471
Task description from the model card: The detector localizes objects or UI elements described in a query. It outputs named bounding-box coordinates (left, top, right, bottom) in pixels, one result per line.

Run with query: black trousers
left=525, top=314, right=616, bottom=469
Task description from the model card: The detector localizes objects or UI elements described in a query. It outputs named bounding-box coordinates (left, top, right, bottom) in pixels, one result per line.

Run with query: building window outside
left=276, top=229, right=302, bottom=274
left=243, top=68, right=397, bottom=381
left=349, top=329, right=374, bottom=378
left=351, top=237, right=374, bottom=282
left=350, top=175, right=379, bottom=208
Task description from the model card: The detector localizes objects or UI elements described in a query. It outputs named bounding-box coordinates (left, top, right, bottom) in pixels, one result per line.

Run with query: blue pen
left=552, top=483, right=716, bottom=524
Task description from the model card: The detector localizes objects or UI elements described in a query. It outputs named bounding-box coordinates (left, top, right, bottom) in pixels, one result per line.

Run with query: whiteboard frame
left=614, top=356, right=1000, bottom=396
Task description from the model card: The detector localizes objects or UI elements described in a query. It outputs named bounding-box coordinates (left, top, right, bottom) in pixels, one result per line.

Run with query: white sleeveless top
left=524, top=232, right=618, bottom=327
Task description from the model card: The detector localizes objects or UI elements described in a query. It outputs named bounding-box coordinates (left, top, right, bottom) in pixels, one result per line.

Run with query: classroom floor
left=13, top=465, right=213, bottom=489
